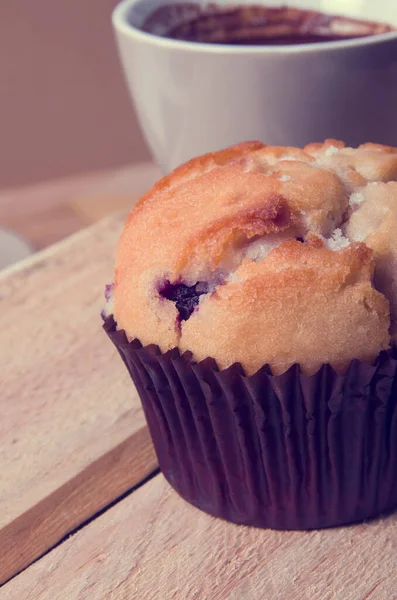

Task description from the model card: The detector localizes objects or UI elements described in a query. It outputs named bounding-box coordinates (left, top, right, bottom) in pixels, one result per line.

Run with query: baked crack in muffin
left=103, top=140, right=397, bottom=529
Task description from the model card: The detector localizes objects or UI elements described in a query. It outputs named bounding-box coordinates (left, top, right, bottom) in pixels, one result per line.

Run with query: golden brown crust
left=132, top=141, right=265, bottom=215
left=112, top=139, right=397, bottom=375
left=345, top=182, right=397, bottom=339
left=305, top=139, right=397, bottom=185
left=180, top=240, right=390, bottom=375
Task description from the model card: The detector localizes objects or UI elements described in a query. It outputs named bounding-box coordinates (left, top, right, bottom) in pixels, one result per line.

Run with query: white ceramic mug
left=112, top=0, right=397, bottom=173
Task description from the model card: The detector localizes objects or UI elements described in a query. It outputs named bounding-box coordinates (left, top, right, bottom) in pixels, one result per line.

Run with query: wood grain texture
left=2, top=474, right=396, bottom=600
left=0, top=162, right=161, bottom=249
left=2, top=203, right=86, bottom=250
left=0, top=214, right=157, bottom=585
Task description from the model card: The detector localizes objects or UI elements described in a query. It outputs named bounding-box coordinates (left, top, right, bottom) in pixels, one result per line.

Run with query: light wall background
left=0, top=0, right=151, bottom=189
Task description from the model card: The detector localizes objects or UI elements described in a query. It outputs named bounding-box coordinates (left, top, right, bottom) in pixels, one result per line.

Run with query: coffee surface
left=141, top=3, right=395, bottom=45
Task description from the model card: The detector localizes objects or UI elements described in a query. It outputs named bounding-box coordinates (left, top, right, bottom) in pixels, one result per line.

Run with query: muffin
left=104, top=140, right=397, bottom=529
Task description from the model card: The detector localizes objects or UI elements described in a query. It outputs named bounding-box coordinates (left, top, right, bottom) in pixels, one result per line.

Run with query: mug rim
left=112, top=0, right=397, bottom=55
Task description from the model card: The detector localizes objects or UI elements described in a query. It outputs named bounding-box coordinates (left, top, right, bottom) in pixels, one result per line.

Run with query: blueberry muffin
left=104, top=140, right=397, bottom=529
left=106, top=140, right=397, bottom=374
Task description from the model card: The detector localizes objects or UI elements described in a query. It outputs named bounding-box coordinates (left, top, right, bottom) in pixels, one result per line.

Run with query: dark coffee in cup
left=142, top=3, right=395, bottom=45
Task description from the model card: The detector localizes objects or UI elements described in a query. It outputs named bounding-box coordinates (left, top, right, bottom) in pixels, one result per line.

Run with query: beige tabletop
left=0, top=162, right=161, bottom=253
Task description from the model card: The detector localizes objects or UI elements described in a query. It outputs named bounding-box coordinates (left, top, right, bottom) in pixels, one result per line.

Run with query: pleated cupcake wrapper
left=104, top=316, right=397, bottom=530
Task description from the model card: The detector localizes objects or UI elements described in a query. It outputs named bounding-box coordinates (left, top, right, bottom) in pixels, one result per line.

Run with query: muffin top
left=108, top=139, right=397, bottom=375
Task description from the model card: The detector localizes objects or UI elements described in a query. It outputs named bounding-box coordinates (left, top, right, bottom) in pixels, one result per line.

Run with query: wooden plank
left=71, top=194, right=141, bottom=226
left=2, top=475, right=395, bottom=600
left=0, top=163, right=161, bottom=250
left=0, top=214, right=157, bottom=585
left=0, top=163, right=160, bottom=219
left=2, top=204, right=86, bottom=250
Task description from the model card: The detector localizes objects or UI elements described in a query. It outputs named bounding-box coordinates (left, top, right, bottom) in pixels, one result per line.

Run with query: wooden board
left=0, top=214, right=157, bottom=585
left=0, top=162, right=161, bottom=249
left=2, top=474, right=396, bottom=600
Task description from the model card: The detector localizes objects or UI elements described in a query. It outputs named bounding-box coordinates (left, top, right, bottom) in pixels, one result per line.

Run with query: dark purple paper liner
left=104, top=315, right=397, bottom=530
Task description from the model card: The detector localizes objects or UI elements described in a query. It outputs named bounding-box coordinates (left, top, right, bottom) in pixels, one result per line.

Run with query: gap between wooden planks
left=0, top=214, right=157, bottom=586
left=1, top=473, right=396, bottom=600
